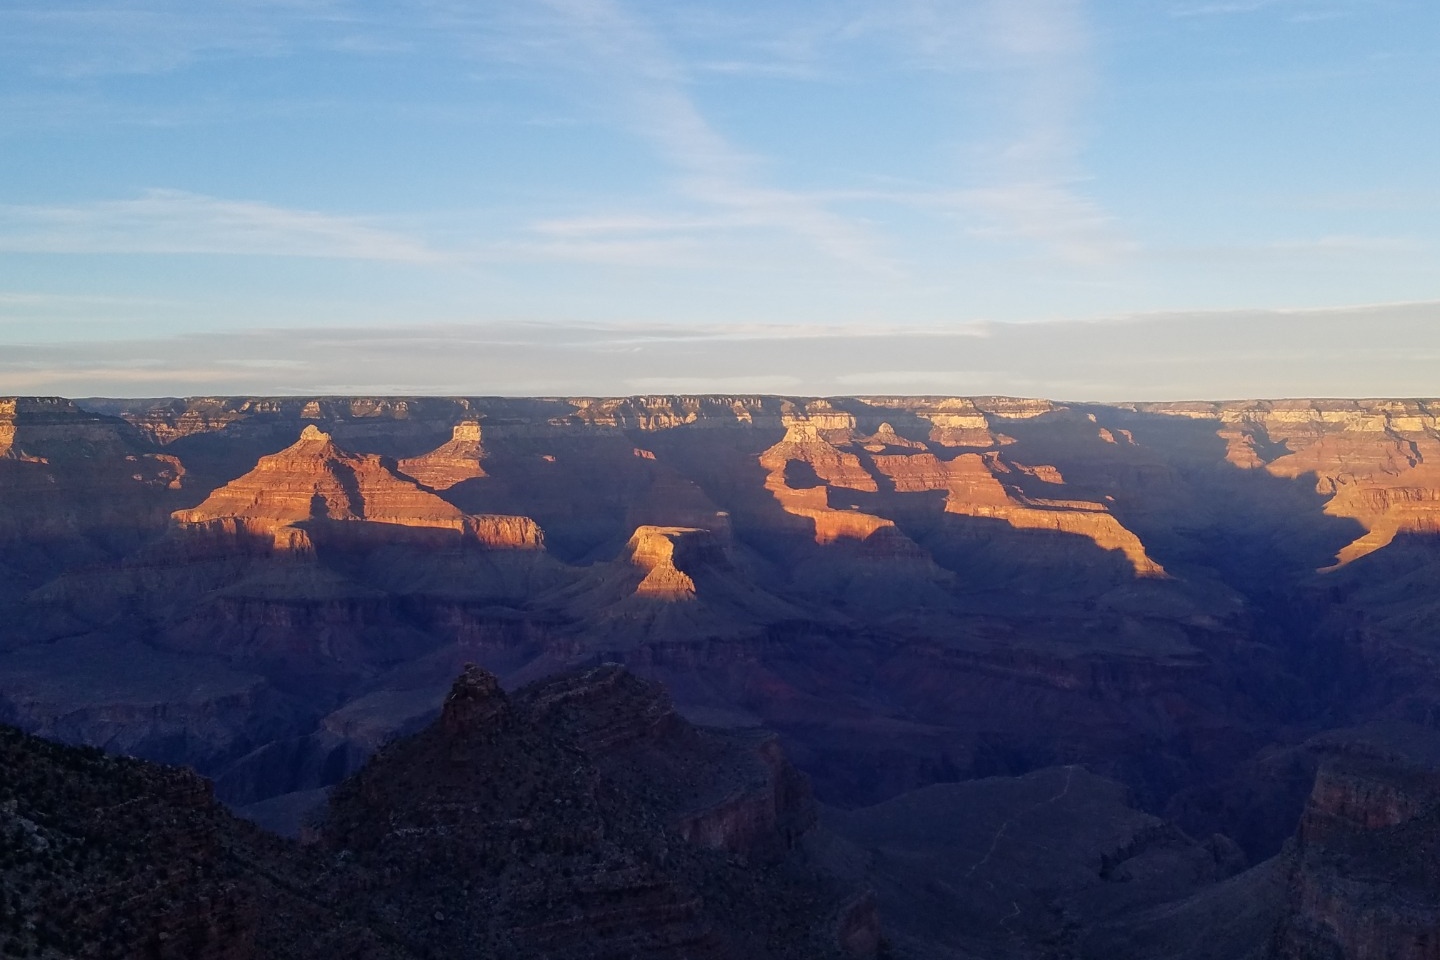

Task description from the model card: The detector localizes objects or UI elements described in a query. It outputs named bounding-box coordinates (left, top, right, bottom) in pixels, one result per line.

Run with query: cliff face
left=628, top=525, right=705, bottom=599
left=1273, top=728, right=1440, bottom=960
left=9, top=393, right=1440, bottom=958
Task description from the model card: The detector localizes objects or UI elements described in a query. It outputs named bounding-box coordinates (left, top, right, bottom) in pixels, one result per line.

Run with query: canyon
left=4, top=393, right=1440, bottom=956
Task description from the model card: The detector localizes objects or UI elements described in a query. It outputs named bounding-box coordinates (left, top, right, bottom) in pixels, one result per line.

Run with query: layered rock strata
left=172, top=425, right=540, bottom=552
left=397, top=420, right=486, bottom=490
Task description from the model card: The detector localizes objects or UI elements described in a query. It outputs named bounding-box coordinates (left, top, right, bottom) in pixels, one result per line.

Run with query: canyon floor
left=4, top=393, right=1440, bottom=957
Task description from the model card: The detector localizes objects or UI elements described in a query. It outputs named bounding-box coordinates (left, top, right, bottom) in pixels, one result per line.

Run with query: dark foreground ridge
left=9, top=672, right=1440, bottom=958
left=0, top=665, right=869, bottom=960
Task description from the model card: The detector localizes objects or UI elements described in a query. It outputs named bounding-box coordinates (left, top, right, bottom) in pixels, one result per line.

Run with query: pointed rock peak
left=453, top=421, right=482, bottom=442
left=282, top=423, right=348, bottom=460
left=440, top=663, right=509, bottom=734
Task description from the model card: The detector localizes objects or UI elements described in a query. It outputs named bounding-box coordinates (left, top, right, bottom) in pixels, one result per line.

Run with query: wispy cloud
left=0, top=190, right=445, bottom=262
left=1267, top=235, right=1421, bottom=254
left=1172, top=0, right=1281, bottom=15
left=847, top=0, right=1128, bottom=266
left=959, top=182, right=1134, bottom=265
left=1170, top=0, right=1359, bottom=19
left=0, top=0, right=380, bottom=78
left=449, top=0, right=897, bottom=274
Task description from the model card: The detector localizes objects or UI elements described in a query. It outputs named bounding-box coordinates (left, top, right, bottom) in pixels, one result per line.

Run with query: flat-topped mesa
left=973, top=396, right=1060, bottom=420
left=628, top=525, right=709, bottom=600
left=862, top=397, right=1001, bottom=447
left=463, top=514, right=545, bottom=550
left=172, top=425, right=542, bottom=551
left=560, top=395, right=790, bottom=431
left=397, top=420, right=487, bottom=491
left=0, top=396, right=150, bottom=462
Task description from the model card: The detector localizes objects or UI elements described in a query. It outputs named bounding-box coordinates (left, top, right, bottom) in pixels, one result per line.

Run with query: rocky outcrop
left=671, top=735, right=816, bottom=859
left=0, top=724, right=408, bottom=959
left=523, top=665, right=818, bottom=861
left=439, top=661, right=509, bottom=733
left=628, top=525, right=705, bottom=600
left=320, top=665, right=861, bottom=959
left=397, top=420, right=486, bottom=490
left=1273, top=726, right=1440, bottom=960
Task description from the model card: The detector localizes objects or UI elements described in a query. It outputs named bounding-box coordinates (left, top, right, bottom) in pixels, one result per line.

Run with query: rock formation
left=757, top=405, right=1163, bottom=575
left=0, top=722, right=408, bottom=959
left=759, top=412, right=896, bottom=545
left=172, top=425, right=540, bottom=552
left=1141, top=399, right=1440, bottom=569
left=628, top=525, right=705, bottom=600
left=320, top=664, right=866, bottom=959
left=872, top=449, right=1165, bottom=577
left=397, top=420, right=486, bottom=490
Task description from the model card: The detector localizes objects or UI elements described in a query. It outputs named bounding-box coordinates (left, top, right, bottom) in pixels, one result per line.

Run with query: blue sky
left=1, top=0, right=1437, bottom=397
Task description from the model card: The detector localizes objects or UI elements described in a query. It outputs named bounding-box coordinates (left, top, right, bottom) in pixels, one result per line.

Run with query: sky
left=1, top=0, right=1437, bottom=399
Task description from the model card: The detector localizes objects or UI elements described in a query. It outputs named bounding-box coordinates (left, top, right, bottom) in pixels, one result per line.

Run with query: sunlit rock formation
left=758, top=403, right=1163, bottom=575
left=872, top=450, right=1166, bottom=577
left=397, top=420, right=486, bottom=490
left=628, top=525, right=704, bottom=600
left=1189, top=400, right=1440, bottom=569
left=172, top=425, right=540, bottom=552
left=0, top=399, right=14, bottom=459
left=758, top=412, right=896, bottom=545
